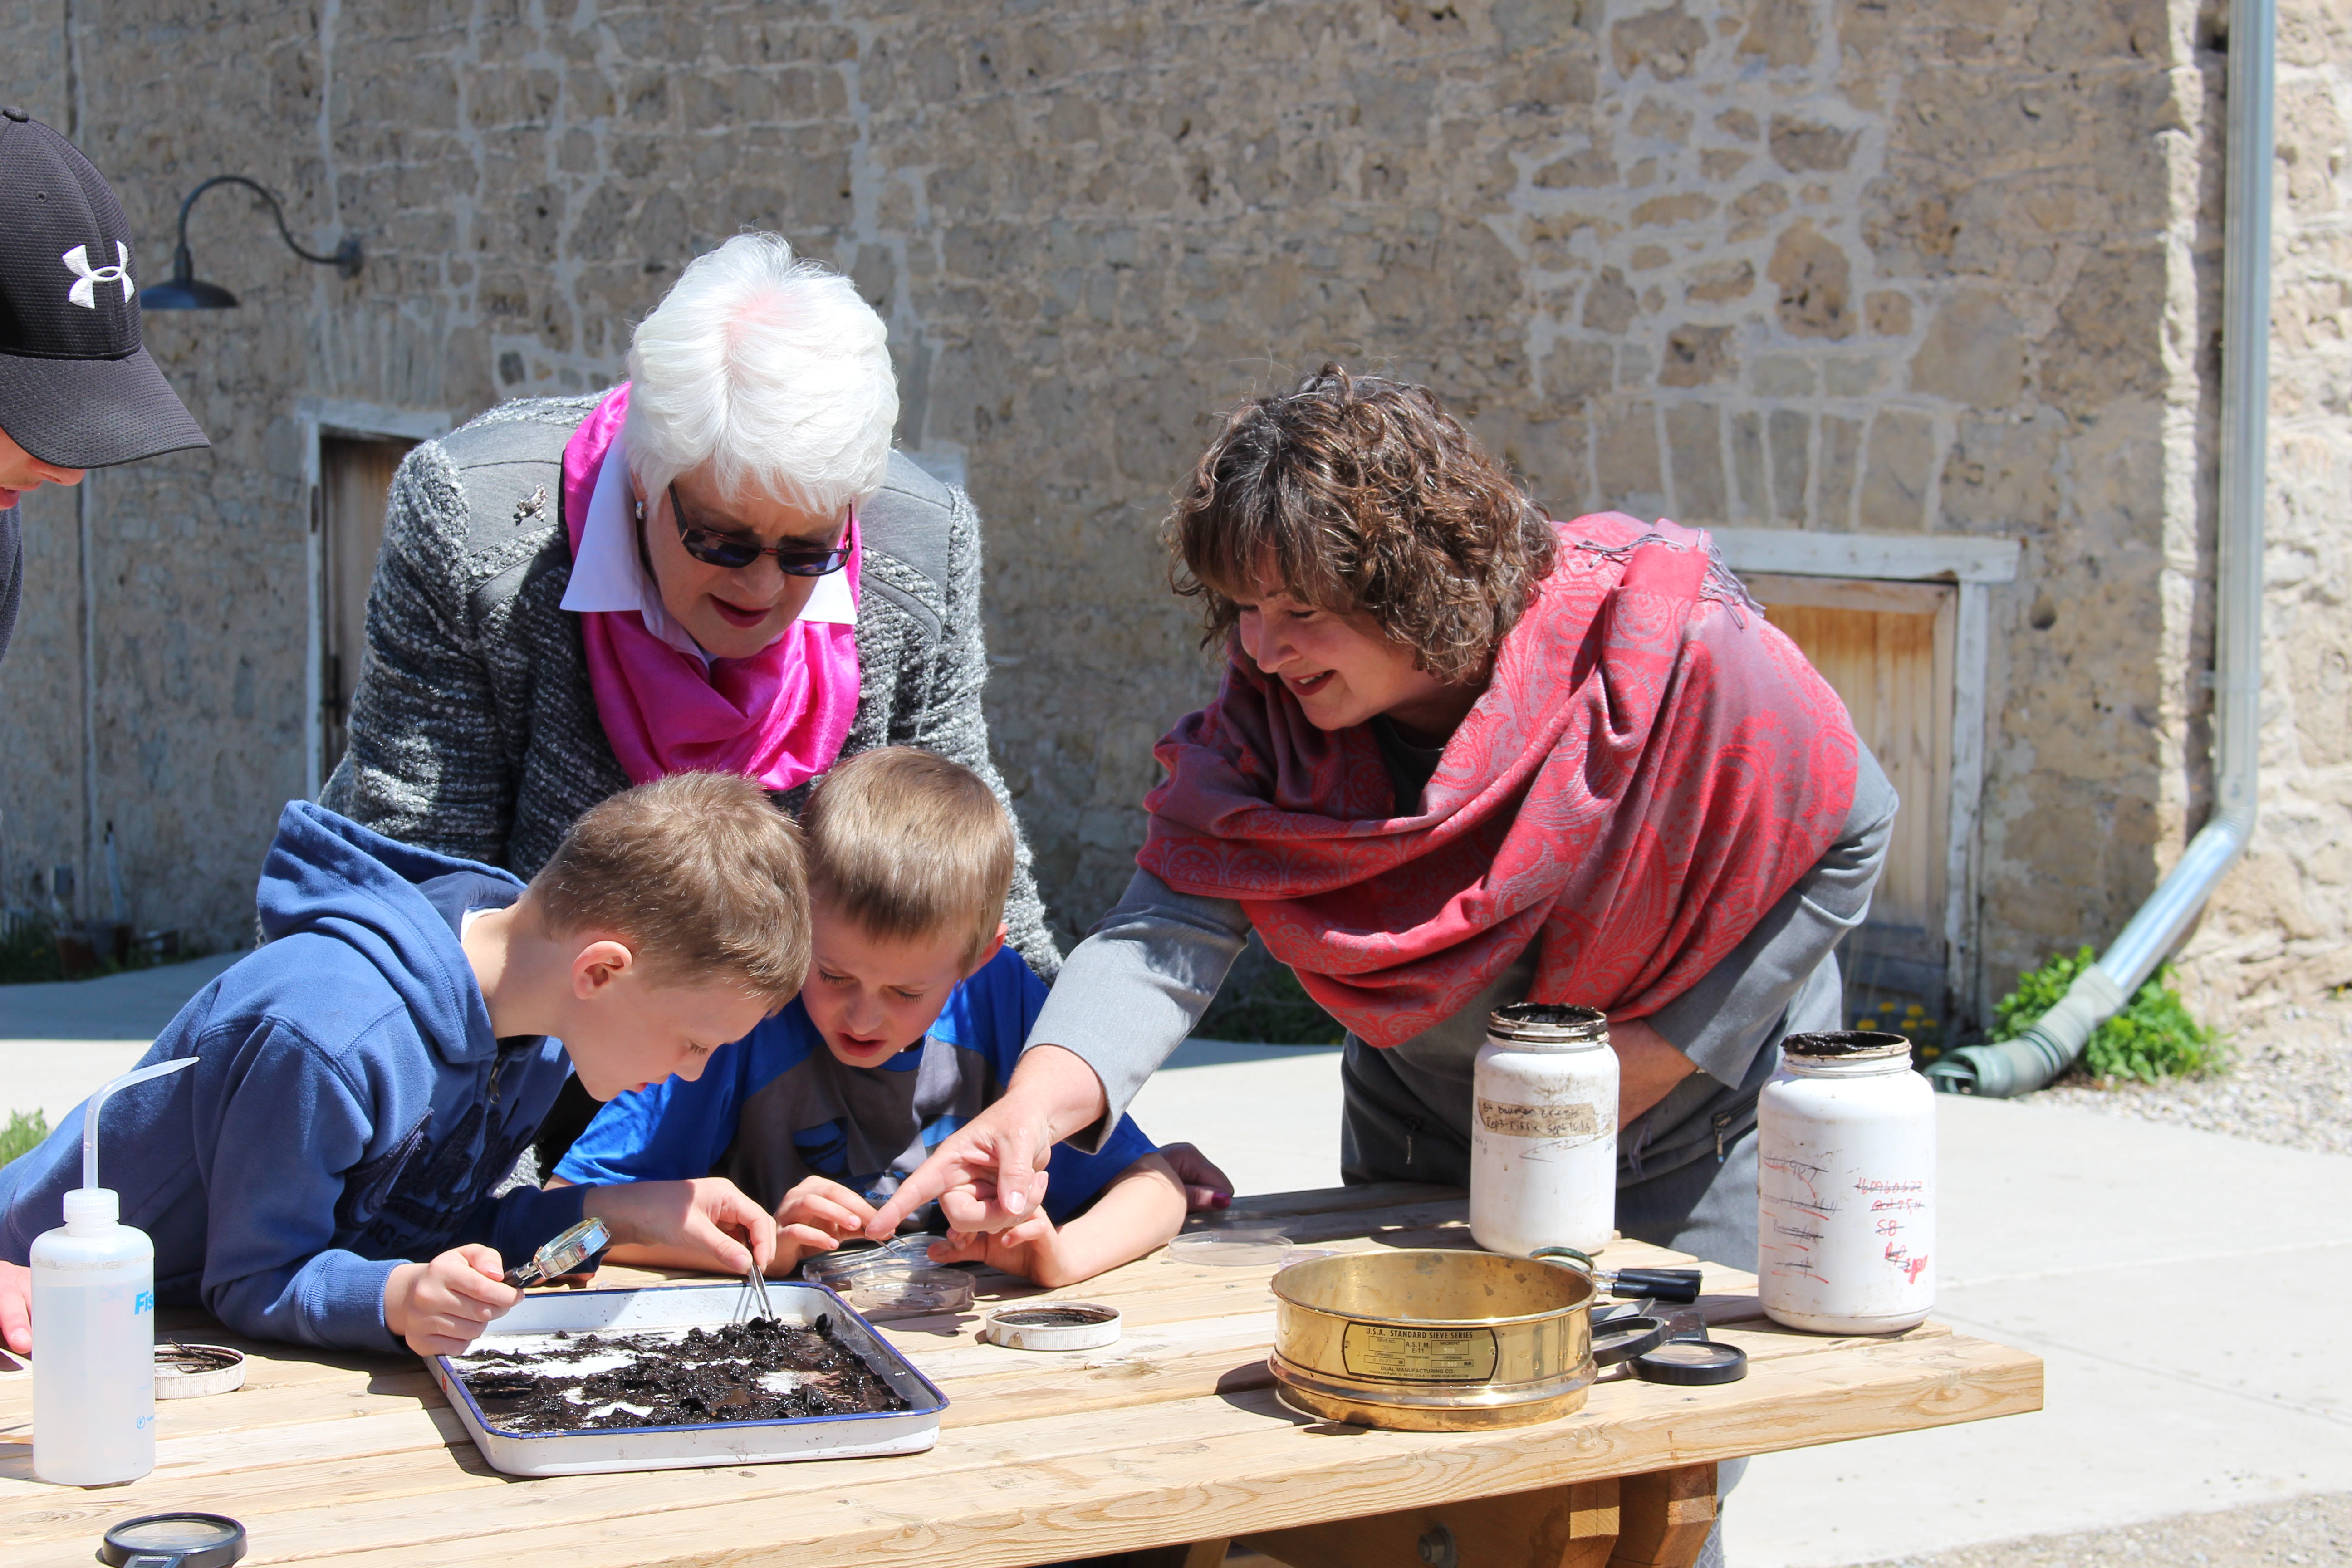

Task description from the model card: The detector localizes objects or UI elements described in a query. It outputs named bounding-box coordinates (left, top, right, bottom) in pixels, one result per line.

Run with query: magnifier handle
left=123, top=1554, right=188, bottom=1568
left=1608, top=1268, right=1703, bottom=1303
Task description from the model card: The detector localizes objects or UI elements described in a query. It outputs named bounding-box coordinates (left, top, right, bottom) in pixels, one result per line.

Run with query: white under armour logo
left=62, top=242, right=134, bottom=309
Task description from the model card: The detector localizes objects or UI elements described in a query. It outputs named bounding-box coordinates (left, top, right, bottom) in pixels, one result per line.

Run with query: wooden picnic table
left=0, top=1183, right=2040, bottom=1568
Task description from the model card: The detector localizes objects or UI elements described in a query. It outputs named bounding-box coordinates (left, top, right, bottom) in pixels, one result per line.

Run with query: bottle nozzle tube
left=81, top=1056, right=199, bottom=1193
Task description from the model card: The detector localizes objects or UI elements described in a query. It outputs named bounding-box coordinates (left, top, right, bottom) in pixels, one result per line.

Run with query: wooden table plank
left=0, top=1195, right=2043, bottom=1568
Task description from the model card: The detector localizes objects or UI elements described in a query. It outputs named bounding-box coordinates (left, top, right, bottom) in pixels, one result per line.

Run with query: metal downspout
left=1927, top=0, right=2272, bottom=1096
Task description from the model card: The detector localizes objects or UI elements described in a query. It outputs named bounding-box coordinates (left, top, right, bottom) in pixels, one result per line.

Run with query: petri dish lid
left=983, top=1300, right=1122, bottom=1351
left=1168, top=1227, right=1294, bottom=1267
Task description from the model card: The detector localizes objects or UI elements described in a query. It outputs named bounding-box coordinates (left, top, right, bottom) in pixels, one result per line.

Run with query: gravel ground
left=2029, top=995, right=2352, bottom=1157
left=1838, top=1491, right=2352, bottom=1568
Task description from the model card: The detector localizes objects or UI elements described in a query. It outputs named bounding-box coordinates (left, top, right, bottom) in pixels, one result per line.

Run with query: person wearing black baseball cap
left=0, top=105, right=207, bottom=665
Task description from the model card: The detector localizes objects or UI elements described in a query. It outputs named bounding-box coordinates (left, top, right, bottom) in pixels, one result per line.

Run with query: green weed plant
left=1994, top=946, right=2226, bottom=1084
left=0, top=1109, right=49, bottom=1166
left=1196, top=961, right=1345, bottom=1046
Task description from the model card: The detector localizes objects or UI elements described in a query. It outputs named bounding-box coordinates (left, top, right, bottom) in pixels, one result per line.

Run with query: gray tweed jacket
left=320, top=395, right=1060, bottom=980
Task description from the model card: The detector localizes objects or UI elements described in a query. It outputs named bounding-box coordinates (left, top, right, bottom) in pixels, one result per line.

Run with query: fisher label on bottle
left=1477, top=1097, right=1600, bottom=1142
left=1340, top=1323, right=1500, bottom=1382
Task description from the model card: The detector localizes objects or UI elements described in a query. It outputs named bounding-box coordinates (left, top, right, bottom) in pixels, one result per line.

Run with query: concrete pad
left=2, top=955, right=238, bottom=1127
left=1124, top=1040, right=1346, bottom=1198
left=0, top=952, right=239, bottom=1041
left=1725, top=1093, right=2352, bottom=1568
left=1, top=1040, right=154, bottom=1126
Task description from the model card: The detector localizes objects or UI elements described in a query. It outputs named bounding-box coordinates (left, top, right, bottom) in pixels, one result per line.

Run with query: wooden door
left=320, top=436, right=416, bottom=776
left=1743, top=573, right=1955, bottom=1035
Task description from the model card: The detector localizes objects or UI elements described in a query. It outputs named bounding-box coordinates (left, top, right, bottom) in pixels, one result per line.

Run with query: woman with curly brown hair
left=879, top=366, right=1896, bottom=1276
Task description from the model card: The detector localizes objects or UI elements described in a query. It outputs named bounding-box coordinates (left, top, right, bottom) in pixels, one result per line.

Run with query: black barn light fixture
left=142, top=175, right=362, bottom=310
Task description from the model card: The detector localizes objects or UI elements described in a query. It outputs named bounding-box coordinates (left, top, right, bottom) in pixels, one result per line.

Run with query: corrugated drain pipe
left=1927, top=0, right=2273, bottom=1096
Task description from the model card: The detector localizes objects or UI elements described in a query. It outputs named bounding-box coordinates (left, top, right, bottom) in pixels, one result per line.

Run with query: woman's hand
left=582, top=1176, right=779, bottom=1277
left=864, top=1046, right=1107, bottom=1239
left=384, top=1245, right=521, bottom=1357
left=1608, top=1016, right=1702, bottom=1130
left=1156, top=1142, right=1235, bottom=1211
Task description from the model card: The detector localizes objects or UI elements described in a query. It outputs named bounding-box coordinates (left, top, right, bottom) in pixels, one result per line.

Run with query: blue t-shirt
left=556, top=947, right=1157, bottom=1227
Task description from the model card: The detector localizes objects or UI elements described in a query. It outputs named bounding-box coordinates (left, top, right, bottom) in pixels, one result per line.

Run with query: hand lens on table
left=1590, top=1300, right=1749, bottom=1386
left=98, top=1512, right=248, bottom=1568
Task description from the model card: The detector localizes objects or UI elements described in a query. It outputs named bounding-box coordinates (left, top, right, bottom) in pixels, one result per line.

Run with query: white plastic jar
left=1470, top=1004, right=1619, bottom=1258
left=31, top=1186, right=157, bottom=1485
left=1757, top=1030, right=1936, bottom=1334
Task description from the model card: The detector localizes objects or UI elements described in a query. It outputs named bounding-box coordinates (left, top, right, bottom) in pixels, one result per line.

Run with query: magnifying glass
left=98, top=1513, right=248, bottom=1568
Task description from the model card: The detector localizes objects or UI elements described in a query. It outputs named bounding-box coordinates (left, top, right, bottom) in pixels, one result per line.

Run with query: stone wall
left=0, top=0, right=2336, bottom=1024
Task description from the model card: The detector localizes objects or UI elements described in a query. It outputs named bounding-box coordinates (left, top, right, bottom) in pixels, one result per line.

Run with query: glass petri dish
left=801, top=1234, right=949, bottom=1289
left=838, top=1264, right=976, bottom=1315
left=1168, top=1227, right=1295, bottom=1267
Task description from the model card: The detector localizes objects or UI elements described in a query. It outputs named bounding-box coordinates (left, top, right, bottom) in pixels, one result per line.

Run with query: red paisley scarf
left=1136, top=514, right=1860, bottom=1048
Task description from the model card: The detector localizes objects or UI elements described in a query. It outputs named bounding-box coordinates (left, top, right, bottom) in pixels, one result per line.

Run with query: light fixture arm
left=169, top=174, right=362, bottom=284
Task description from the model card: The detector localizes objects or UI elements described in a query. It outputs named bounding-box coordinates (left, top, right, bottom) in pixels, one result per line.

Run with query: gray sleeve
left=916, top=485, right=1061, bottom=982
left=1644, top=741, right=1899, bottom=1088
left=321, top=443, right=517, bottom=867
left=1026, top=867, right=1253, bottom=1151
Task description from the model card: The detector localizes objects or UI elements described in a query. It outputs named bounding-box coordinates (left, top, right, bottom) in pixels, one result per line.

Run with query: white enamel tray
left=426, top=1280, right=947, bottom=1477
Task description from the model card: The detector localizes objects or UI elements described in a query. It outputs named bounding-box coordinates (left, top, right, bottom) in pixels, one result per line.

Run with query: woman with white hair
left=323, top=233, right=1054, bottom=1164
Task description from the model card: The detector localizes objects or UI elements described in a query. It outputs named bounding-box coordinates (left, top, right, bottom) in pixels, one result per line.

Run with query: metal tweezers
left=736, top=1261, right=776, bottom=1323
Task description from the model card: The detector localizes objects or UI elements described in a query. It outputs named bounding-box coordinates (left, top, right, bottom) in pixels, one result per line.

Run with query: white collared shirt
left=558, top=431, right=856, bottom=666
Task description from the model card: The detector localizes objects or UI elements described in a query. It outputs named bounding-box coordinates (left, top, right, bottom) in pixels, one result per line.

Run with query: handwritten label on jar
left=1478, top=1098, right=1600, bottom=1141
left=1340, top=1323, right=1499, bottom=1383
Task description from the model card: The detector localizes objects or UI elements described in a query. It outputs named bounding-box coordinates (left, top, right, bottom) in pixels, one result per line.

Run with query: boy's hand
left=583, top=1177, right=778, bottom=1277
left=384, top=1245, right=521, bottom=1357
left=1156, top=1143, right=1235, bottom=1211
left=777, top=1176, right=877, bottom=1239
left=763, top=1177, right=878, bottom=1279
left=927, top=1215, right=1081, bottom=1289
left=0, top=1259, right=29, bottom=1356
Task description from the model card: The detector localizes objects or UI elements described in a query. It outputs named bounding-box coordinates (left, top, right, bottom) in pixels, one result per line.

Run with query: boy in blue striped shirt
left=559, top=748, right=1186, bottom=1287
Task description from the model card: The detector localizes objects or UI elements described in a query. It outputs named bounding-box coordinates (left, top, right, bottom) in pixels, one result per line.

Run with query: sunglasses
left=662, top=483, right=853, bottom=577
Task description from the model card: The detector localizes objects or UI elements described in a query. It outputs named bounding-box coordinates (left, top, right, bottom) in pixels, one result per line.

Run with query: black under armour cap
left=0, top=106, right=206, bottom=469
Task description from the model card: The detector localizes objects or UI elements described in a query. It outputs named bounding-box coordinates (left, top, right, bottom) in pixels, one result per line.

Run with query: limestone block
left=1865, top=290, right=1913, bottom=335
left=1768, top=219, right=1853, bottom=338
left=1860, top=410, right=1937, bottom=531
left=1819, top=415, right=1863, bottom=529
left=1768, top=115, right=1861, bottom=173
left=1664, top=402, right=1728, bottom=524
left=1738, top=0, right=1818, bottom=68
left=1768, top=410, right=1810, bottom=522
left=1908, top=290, right=2024, bottom=407
left=2039, top=248, right=2168, bottom=416
left=1595, top=401, right=1665, bottom=518
left=1611, top=4, right=1712, bottom=81
left=1685, top=257, right=1755, bottom=303
left=1660, top=324, right=1736, bottom=386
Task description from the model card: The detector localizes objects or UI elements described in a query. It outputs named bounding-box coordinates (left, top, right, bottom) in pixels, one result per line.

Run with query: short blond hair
left=802, top=748, right=1014, bottom=965
left=532, top=772, right=810, bottom=1005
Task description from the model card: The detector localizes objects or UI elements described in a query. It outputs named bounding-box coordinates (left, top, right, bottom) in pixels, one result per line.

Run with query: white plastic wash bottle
left=1756, top=1030, right=1936, bottom=1334
left=1470, top=1004, right=1619, bottom=1257
left=31, top=1056, right=197, bottom=1486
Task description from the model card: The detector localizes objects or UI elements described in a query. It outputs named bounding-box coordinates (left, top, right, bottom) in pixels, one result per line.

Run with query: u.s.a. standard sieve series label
left=1339, top=1323, right=1500, bottom=1382
left=1478, top=1097, right=1600, bottom=1140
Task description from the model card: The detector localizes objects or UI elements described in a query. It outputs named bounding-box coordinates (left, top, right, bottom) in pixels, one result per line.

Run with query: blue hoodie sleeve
left=194, top=1018, right=412, bottom=1354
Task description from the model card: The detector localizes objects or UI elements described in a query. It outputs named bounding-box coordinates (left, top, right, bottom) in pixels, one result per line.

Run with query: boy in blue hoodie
left=558, top=748, right=1188, bottom=1289
left=0, top=772, right=804, bottom=1358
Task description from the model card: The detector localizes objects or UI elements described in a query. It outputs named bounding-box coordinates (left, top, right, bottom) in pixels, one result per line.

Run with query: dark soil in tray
left=451, top=1316, right=909, bottom=1433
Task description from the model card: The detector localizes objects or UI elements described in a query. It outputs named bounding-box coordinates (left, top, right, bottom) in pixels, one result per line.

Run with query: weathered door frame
left=294, top=398, right=453, bottom=800
left=1710, top=529, right=2021, bottom=1021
